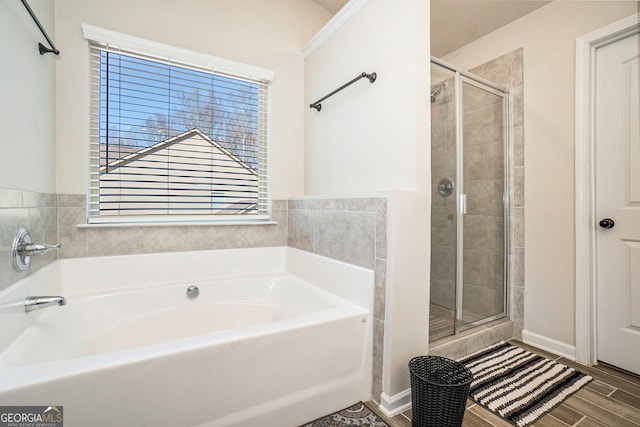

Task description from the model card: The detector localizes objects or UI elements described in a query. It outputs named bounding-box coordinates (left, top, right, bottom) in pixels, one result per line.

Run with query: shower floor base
left=429, top=304, right=492, bottom=342
left=429, top=304, right=455, bottom=342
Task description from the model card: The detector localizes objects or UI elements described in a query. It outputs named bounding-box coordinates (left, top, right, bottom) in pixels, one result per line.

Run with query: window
left=84, top=25, right=272, bottom=223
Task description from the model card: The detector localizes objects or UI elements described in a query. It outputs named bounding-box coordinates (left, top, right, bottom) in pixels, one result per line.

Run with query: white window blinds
left=88, top=39, right=270, bottom=223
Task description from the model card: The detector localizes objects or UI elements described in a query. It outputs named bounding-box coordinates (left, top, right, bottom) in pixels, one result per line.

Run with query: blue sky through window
left=99, top=50, right=261, bottom=168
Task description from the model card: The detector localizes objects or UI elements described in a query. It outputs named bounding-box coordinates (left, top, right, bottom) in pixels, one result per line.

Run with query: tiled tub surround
left=55, top=194, right=388, bottom=402
left=0, top=189, right=58, bottom=291
left=57, top=195, right=288, bottom=258
left=0, top=193, right=388, bottom=406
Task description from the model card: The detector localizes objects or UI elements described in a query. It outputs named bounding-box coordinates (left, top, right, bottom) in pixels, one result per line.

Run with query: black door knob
left=599, top=218, right=615, bottom=229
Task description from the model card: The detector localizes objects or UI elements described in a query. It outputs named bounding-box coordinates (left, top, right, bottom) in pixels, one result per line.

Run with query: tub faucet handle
left=12, top=228, right=61, bottom=271
left=20, top=242, right=61, bottom=256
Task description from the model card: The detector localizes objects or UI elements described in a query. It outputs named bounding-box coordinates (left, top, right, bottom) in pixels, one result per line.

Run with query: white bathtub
left=0, top=247, right=373, bottom=427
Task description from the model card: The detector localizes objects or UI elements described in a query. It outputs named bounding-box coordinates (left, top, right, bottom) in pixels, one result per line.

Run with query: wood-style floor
left=366, top=340, right=640, bottom=427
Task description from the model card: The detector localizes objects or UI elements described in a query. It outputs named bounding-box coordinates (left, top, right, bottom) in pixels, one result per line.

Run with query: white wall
left=0, top=0, right=56, bottom=193
left=304, top=0, right=430, bottom=195
left=443, top=1, right=639, bottom=349
left=54, top=0, right=332, bottom=199
left=304, top=0, right=431, bottom=402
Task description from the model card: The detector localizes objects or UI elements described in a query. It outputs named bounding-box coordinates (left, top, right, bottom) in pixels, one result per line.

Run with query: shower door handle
left=461, top=194, right=467, bottom=215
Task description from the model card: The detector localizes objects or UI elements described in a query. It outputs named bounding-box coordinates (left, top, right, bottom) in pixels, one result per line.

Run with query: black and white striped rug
left=458, top=341, right=592, bottom=427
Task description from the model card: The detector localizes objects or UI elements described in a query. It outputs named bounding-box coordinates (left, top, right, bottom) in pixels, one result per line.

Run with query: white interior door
left=595, top=32, right=640, bottom=375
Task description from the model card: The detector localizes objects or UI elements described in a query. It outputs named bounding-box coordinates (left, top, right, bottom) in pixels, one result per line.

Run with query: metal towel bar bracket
left=310, top=72, right=377, bottom=111
left=20, top=0, right=60, bottom=55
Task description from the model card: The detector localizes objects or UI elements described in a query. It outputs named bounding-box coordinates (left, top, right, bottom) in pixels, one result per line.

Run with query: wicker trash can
left=408, top=355, right=474, bottom=427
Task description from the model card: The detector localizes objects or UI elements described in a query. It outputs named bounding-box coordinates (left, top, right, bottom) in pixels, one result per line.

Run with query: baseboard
left=522, top=329, right=576, bottom=360
left=378, top=389, right=412, bottom=418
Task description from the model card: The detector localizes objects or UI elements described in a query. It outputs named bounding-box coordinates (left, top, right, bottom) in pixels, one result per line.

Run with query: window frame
left=82, top=24, right=274, bottom=225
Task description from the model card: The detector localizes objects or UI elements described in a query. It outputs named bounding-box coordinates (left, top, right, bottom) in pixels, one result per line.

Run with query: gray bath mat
left=458, top=341, right=592, bottom=427
left=301, top=402, right=389, bottom=427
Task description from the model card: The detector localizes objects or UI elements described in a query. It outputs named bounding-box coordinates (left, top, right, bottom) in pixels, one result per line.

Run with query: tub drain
left=186, top=285, right=199, bottom=299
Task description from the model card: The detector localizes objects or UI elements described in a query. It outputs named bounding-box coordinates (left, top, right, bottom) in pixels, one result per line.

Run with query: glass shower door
left=429, top=58, right=509, bottom=342
left=458, top=77, right=508, bottom=331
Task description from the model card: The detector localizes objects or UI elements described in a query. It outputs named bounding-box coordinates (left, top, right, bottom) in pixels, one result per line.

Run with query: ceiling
left=430, top=0, right=550, bottom=57
left=311, top=0, right=350, bottom=15
left=310, top=0, right=551, bottom=57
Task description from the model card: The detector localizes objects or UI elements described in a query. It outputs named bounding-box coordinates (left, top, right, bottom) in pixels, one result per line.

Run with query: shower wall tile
left=463, top=215, right=487, bottom=250
left=463, top=249, right=489, bottom=287
left=430, top=278, right=454, bottom=309
left=463, top=283, right=503, bottom=320
left=488, top=252, right=505, bottom=290
left=512, top=86, right=524, bottom=128
left=431, top=225, right=446, bottom=247
left=465, top=180, right=505, bottom=216
left=514, top=246, right=525, bottom=286
left=431, top=246, right=455, bottom=281
left=464, top=104, right=505, bottom=147
left=0, top=189, right=58, bottom=292
left=469, top=56, right=512, bottom=89
left=514, top=127, right=524, bottom=168
left=464, top=141, right=505, bottom=181
left=514, top=167, right=524, bottom=207
left=509, top=49, right=524, bottom=88
left=463, top=85, right=503, bottom=112
left=514, top=207, right=525, bottom=247
left=511, top=285, right=525, bottom=327
left=471, top=47, right=523, bottom=90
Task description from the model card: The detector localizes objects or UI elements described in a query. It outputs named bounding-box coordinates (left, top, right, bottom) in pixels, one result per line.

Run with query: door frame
left=575, top=13, right=639, bottom=366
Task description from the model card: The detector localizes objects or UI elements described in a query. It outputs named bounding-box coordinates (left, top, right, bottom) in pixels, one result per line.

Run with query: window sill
left=77, top=219, right=277, bottom=229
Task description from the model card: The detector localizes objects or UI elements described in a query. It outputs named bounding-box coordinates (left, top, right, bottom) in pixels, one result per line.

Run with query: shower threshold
left=428, top=317, right=514, bottom=360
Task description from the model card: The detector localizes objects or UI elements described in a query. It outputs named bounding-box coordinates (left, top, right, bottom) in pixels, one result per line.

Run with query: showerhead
left=430, top=82, right=448, bottom=103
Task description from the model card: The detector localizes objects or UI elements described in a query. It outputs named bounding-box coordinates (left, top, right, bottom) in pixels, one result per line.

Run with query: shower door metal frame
left=430, top=57, right=511, bottom=335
